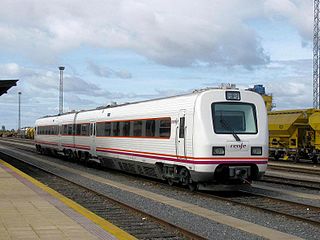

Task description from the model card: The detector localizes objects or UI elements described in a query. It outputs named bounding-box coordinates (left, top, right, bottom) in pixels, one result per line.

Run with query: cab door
left=176, top=110, right=187, bottom=159
left=90, top=122, right=97, bottom=157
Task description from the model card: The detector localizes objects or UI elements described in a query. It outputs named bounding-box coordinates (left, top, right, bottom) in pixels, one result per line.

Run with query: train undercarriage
left=36, top=144, right=261, bottom=191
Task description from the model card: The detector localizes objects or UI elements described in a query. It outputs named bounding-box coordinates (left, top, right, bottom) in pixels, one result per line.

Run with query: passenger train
left=35, top=87, right=268, bottom=190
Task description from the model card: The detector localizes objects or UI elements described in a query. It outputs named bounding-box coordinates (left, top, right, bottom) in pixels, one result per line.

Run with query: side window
left=179, top=117, right=185, bottom=138
left=105, top=122, right=111, bottom=136
left=133, top=120, right=142, bottom=136
left=159, top=118, right=171, bottom=138
left=81, top=124, right=89, bottom=136
left=112, top=122, right=120, bottom=136
left=97, top=122, right=112, bottom=136
left=145, top=120, right=155, bottom=137
left=96, top=122, right=104, bottom=136
left=76, top=124, right=81, bottom=135
left=68, top=124, right=73, bottom=135
left=122, top=121, right=131, bottom=137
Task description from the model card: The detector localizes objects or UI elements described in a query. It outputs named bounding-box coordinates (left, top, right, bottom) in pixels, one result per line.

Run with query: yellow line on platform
left=0, top=160, right=136, bottom=240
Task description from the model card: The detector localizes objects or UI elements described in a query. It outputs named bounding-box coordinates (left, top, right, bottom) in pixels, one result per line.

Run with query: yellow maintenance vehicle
left=268, top=108, right=320, bottom=163
left=25, top=127, right=35, bottom=139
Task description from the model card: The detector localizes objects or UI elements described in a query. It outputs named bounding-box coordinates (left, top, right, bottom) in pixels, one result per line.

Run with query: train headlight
left=212, top=146, right=225, bottom=156
left=226, top=91, right=241, bottom=101
left=251, top=147, right=262, bottom=156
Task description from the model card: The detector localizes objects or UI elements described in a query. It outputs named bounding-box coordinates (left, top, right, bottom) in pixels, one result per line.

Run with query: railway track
left=0, top=137, right=34, bottom=145
left=260, top=175, right=320, bottom=191
left=0, top=152, right=204, bottom=240
left=204, top=190, right=320, bottom=227
left=267, top=162, right=320, bottom=175
left=2, top=138, right=320, bottom=228
left=5, top=138, right=320, bottom=191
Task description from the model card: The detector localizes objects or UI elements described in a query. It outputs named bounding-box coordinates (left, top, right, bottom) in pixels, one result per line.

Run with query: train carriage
left=35, top=86, right=268, bottom=190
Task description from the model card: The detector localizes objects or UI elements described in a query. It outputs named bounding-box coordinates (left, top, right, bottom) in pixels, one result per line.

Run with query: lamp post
left=18, top=91, right=21, bottom=135
left=59, top=66, right=65, bottom=114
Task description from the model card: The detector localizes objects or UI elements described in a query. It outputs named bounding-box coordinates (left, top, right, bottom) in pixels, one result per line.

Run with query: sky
left=0, top=0, right=314, bottom=130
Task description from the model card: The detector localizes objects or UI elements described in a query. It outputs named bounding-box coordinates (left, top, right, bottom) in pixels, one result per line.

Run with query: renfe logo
left=228, top=142, right=249, bottom=151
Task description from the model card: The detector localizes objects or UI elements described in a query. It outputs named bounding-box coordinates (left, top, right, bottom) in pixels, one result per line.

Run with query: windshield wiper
left=219, top=117, right=241, bottom=142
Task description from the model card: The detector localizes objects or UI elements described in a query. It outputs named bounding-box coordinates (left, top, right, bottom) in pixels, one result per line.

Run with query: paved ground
left=0, top=160, right=134, bottom=240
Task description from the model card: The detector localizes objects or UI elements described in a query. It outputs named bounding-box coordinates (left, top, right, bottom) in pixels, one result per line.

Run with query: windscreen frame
left=211, top=102, right=258, bottom=135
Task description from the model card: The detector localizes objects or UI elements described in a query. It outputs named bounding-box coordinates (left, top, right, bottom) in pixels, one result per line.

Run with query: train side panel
left=92, top=95, right=197, bottom=174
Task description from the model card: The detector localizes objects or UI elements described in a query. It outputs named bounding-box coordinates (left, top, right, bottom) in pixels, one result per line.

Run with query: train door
left=90, top=122, right=97, bottom=157
left=176, top=110, right=187, bottom=159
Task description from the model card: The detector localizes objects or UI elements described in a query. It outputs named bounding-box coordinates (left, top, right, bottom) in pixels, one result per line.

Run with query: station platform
left=0, top=160, right=135, bottom=240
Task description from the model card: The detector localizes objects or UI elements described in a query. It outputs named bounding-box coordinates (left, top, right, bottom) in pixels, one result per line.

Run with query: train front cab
left=191, top=89, right=269, bottom=187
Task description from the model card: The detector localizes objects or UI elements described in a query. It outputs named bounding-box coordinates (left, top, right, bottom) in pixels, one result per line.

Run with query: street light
left=18, top=91, right=21, bottom=135
left=59, top=66, right=65, bottom=114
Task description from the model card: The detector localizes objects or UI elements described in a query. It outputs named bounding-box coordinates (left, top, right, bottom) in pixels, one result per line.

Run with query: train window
left=96, top=122, right=112, bottom=136
left=68, top=124, right=73, bottom=135
left=75, top=124, right=81, bottom=135
left=133, top=120, right=143, bottom=136
left=112, top=122, right=120, bottom=136
left=81, top=124, right=89, bottom=136
left=104, top=122, right=111, bottom=136
left=122, top=121, right=131, bottom=137
left=62, top=125, right=67, bottom=135
left=96, top=122, right=104, bottom=136
left=179, top=117, right=185, bottom=138
left=145, top=120, right=155, bottom=137
left=159, top=118, right=171, bottom=138
left=97, top=118, right=170, bottom=138
left=212, top=103, right=257, bottom=134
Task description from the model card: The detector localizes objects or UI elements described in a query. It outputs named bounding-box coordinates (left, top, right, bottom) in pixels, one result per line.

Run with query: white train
left=35, top=87, right=268, bottom=190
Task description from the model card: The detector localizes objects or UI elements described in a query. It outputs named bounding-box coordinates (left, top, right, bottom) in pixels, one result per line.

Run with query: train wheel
left=293, top=154, right=299, bottom=163
left=179, top=168, right=191, bottom=186
left=167, top=179, right=174, bottom=186
left=312, top=156, right=318, bottom=164
left=188, top=183, right=198, bottom=192
left=66, top=150, right=74, bottom=160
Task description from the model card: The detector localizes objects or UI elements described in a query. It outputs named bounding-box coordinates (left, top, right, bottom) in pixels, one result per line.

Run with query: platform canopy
left=0, top=79, right=18, bottom=96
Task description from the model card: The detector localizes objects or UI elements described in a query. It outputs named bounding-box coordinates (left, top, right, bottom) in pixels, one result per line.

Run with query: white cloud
left=264, top=0, right=312, bottom=44
left=87, top=61, right=132, bottom=79
left=0, top=0, right=277, bottom=67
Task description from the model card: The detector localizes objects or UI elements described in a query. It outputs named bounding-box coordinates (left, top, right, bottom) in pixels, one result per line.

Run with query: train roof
left=38, top=86, right=249, bottom=119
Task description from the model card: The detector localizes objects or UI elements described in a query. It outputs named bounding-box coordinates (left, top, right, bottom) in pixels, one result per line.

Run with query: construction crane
left=314, top=0, right=320, bottom=109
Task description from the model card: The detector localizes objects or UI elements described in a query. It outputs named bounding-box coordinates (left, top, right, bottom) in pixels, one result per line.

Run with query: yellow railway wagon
left=268, top=108, right=320, bottom=163
left=26, top=127, right=35, bottom=139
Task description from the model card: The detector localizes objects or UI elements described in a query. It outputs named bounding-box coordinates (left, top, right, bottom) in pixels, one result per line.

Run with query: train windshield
left=212, top=103, right=257, bottom=134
